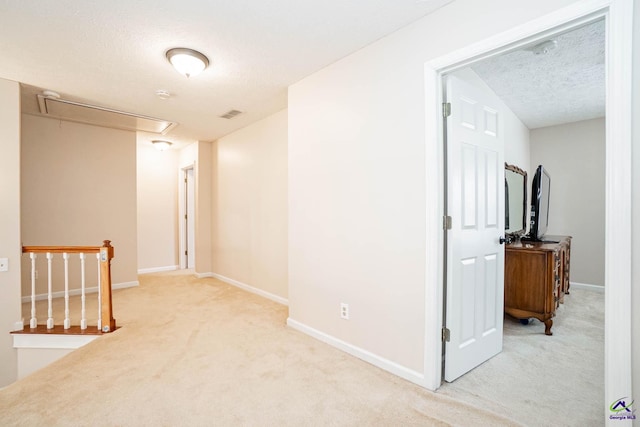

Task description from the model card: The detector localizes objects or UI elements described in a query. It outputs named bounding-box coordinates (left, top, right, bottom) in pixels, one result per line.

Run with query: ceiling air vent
left=36, top=94, right=177, bottom=134
left=219, top=109, right=243, bottom=119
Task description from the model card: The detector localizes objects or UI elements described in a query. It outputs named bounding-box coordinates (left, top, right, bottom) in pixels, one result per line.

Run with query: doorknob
left=499, top=236, right=511, bottom=245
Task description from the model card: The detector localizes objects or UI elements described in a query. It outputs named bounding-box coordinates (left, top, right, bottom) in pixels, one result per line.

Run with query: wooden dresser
left=504, top=235, right=571, bottom=335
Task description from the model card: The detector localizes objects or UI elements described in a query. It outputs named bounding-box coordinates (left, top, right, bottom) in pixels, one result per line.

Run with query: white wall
left=530, top=118, right=605, bottom=286
left=17, top=348, right=74, bottom=379
left=136, top=141, right=179, bottom=272
left=179, top=142, right=197, bottom=170
left=211, top=110, right=288, bottom=300
left=20, top=115, right=138, bottom=292
left=0, top=78, right=21, bottom=387
left=196, top=141, right=213, bottom=275
left=288, top=0, right=580, bottom=383
left=505, top=123, right=531, bottom=177
left=503, top=97, right=531, bottom=235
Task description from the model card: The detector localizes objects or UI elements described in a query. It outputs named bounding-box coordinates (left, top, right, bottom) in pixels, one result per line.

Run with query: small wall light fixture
left=166, top=48, right=209, bottom=78
left=152, top=140, right=173, bottom=151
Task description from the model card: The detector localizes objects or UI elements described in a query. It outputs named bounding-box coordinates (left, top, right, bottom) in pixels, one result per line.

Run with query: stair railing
left=21, top=240, right=116, bottom=333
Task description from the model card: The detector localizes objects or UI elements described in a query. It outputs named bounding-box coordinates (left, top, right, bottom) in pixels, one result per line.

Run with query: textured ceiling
left=0, top=0, right=451, bottom=144
left=471, top=20, right=605, bottom=129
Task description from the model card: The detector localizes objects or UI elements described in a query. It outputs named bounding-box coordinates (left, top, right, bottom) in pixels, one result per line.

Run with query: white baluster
left=96, top=253, right=102, bottom=331
left=63, top=253, right=70, bottom=329
left=29, top=253, right=37, bottom=329
left=80, top=253, right=87, bottom=330
left=46, top=253, right=54, bottom=329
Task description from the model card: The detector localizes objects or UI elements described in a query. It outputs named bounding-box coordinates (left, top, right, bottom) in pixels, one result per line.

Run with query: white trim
left=428, top=2, right=609, bottom=73
left=113, top=281, right=139, bottom=290
left=570, top=282, right=605, bottom=293
left=207, top=272, right=288, bottom=306
left=21, top=281, right=139, bottom=303
left=195, top=271, right=213, bottom=279
left=603, top=1, right=633, bottom=422
left=424, top=1, right=632, bottom=421
left=423, top=64, right=444, bottom=391
left=13, top=333, right=99, bottom=349
left=137, top=265, right=179, bottom=274
left=287, top=318, right=425, bottom=386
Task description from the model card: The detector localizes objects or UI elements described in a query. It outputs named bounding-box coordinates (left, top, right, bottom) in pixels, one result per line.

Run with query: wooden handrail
left=23, top=246, right=102, bottom=254
left=21, top=240, right=116, bottom=333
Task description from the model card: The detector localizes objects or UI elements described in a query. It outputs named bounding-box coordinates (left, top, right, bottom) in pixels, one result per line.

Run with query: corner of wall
left=195, top=141, right=213, bottom=275
left=0, top=78, right=22, bottom=386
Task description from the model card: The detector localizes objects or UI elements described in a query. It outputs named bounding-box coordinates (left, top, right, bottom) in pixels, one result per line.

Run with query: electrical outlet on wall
left=0, top=258, right=8, bottom=272
left=340, top=303, right=349, bottom=320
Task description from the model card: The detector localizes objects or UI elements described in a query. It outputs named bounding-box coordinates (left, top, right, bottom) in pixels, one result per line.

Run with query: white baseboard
left=114, top=281, right=139, bottom=290
left=570, top=282, right=604, bottom=292
left=287, top=318, right=425, bottom=387
left=137, top=265, right=179, bottom=274
left=204, top=272, right=288, bottom=306
left=195, top=272, right=213, bottom=279
left=21, top=281, right=139, bottom=303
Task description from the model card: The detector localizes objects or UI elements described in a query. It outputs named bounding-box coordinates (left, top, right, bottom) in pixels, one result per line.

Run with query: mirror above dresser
left=505, top=163, right=527, bottom=237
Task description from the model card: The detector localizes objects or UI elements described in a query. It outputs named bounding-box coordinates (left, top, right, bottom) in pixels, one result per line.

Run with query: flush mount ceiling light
left=42, top=89, right=61, bottom=99
left=166, top=48, right=209, bottom=78
left=528, top=39, right=558, bottom=55
left=155, top=89, right=171, bottom=100
left=152, top=140, right=173, bottom=151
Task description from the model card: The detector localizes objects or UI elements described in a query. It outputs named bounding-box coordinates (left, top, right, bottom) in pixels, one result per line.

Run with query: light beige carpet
left=440, top=286, right=604, bottom=426
left=2, top=272, right=602, bottom=426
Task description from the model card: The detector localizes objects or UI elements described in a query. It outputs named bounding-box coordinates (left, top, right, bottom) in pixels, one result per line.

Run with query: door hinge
left=443, top=215, right=452, bottom=230
left=185, top=250, right=188, bottom=256
left=442, top=327, right=450, bottom=342
left=185, top=214, right=188, bottom=220
left=442, top=102, right=451, bottom=118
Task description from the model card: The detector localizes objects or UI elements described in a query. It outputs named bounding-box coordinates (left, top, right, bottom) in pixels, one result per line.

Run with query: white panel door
left=444, top=75, right=505, bottom=382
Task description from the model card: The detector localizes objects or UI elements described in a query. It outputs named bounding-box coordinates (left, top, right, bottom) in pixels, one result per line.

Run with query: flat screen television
left=527, top=165, right=551, bottom=241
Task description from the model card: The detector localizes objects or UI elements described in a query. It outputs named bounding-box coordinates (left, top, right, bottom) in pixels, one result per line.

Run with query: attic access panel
left=37, top=95, right=177, bottom=134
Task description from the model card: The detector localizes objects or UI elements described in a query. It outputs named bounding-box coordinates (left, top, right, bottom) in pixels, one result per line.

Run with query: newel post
left=99, top=240, right=116, bottom=332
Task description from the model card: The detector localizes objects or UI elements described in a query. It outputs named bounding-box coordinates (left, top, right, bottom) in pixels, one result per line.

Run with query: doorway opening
left=423, top=0, right=633, bottom=418
left=180, top=166, right=196, bottom=269
left=437, top=19, right=607, bottom=422
left=442, top=17, right=605, bottom=380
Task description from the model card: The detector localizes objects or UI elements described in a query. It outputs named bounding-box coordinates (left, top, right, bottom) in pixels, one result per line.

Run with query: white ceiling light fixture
left=42, top=89, right=61, bottom=99
left=529, top=39, right=558, bottom=55
left=155, top=89, right=171, bottom=100
left=166, top=48, right=209, bottom=78
left=152, top=140, right=173, bottom=151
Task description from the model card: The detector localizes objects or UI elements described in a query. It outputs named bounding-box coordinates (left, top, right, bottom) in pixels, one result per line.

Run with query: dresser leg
left=544, top=319, right=553, bottom=336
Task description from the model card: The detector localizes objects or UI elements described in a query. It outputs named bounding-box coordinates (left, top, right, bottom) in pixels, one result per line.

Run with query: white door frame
left=178, top=163, right=196, bottom=270
left=423, top=0, right=633, bottom=419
